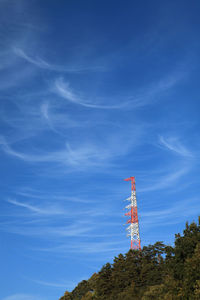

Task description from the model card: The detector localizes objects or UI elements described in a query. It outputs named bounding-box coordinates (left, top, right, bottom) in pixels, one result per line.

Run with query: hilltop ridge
left=60, top=217, right=200, bottom=300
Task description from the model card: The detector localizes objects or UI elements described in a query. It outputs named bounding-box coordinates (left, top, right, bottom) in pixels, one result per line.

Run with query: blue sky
left=1, top=0, right=200, bottom=299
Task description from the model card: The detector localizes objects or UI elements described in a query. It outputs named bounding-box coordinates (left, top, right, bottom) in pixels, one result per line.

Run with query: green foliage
left=60, top=217, right=200, bottom=300
left=71, top=280, right=92, bottom=300
left=81, top=291, right=93, bottom=300
left=141, top=284, right=166, bottom=300
left=60, top=291, right=72, bottom=300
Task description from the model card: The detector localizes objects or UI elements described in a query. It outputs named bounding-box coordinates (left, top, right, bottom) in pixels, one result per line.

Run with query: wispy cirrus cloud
left=54, top=77, right=129, bottom=109
left=0, top=217, right=122, bottom=240
left=7, top=198, right=64, bottom=216
left=16, top=188, right=92, bottom=203
left=0, top=136, right=95, bottom=166
left=3, top=194, right=117, bottom=239
left=139, top=165, right=190, bottom=192
left=32, top=278, right=77, bottom=289
left=6, top=224, right=93, bottom=238
left=0, top=139, right=107, bottom=167
left=2, top=294, right=44, bottom=300
left=142, top=197, right=199, bottom=218
left=40, top=102, right=80, bottom=133
left=13, top=47, right=106, bottom=73
left=0, top=215, right=93, bottom=238
left=0, top=62, right=36, bottom=91
left=13, top=47, right=51, bottom=69
left=140, top=197, right=200, bottom=228
left=159, top=135, right=193, bottom=158
left=1, top=212, right=121, bottom=239
left=0, top=124, right=143, bottom=169
left=126, top=69, right=186, bottom=109
left=6, top=196, right=109, bottom=219
left=54, top=66, right=185, bottom=110
left=38, top=240, right=127, bottom=254
left=1, top=98, right=81, bottom=145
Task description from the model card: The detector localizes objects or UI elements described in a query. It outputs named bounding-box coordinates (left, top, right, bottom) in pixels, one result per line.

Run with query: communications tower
left=124, top=177, right=141, bottom=250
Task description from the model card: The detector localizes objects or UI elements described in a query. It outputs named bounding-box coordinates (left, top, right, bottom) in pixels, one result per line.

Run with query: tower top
left=124, top=176, right=136, bottom=191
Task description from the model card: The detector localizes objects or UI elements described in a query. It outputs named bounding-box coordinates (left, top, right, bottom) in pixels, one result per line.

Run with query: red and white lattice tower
left=124, top=177, right=141, bottom=250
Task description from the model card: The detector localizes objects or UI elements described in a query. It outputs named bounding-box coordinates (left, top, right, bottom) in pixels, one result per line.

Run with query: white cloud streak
left=6, top=196, right=110, bottom=219
left=54, top=67, right=185, bottom=111
left=140, top=197, right=200, bottom=227
left=13, top=47, right=106, bottom=73
left=7, top=198, right=64, bottom=216
left=0, top=128, right=142, bottom=169
left=1, top=294, right=44, bottom=300
left=32, top=279, right=76, bottom=289
left=16, top=189, right=91, bottom=203
left=126, top=71, right=185, bottom=108
left=38, top=240, right=127, bottom=254
left=54, top=78, right=129, bottom=109
left=13, top=47, right=51, bottom=69
left=1, top=221, right=93, bottom=238
left=40, top=102, right=86, bottom=135
left=139, top=166, right=189, bottom=192
left=159, top=135, right=193, bottom=158
left=0, top=136, right=102, bottom=167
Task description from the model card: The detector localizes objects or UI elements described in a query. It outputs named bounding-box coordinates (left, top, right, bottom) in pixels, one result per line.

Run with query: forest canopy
left=60, top=217, right=200, bottom=300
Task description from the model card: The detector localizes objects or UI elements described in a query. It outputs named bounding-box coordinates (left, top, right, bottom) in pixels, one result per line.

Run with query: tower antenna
left=124, top=176, right=141, bottom=250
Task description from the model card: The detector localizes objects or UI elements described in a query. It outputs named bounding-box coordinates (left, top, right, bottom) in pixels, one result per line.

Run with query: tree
left=59, top=291, right=72, bottom=300
left=95, top=263, right=113, bottom=299
left=71, top=280, right=91, bottom=299
left=60, top=217, right=200, bottom=300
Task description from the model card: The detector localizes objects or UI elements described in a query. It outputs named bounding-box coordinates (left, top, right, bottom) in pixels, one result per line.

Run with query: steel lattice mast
left=124, top=176, right=141, bottom=250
